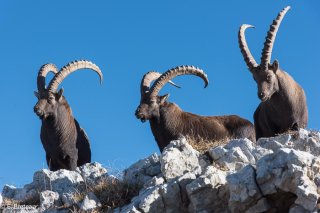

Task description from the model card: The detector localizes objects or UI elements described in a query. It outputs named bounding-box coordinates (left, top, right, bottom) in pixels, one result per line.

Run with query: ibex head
left=238, top=6, right=290, bottom=102
left=34, top=60, right=103, bottom=120
left=135, top=66, right=208, bottom=122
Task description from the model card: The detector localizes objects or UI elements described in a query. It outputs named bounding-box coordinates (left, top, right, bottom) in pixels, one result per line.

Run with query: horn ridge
left=149, top=65, right=208, bottom=99
left=47, top=60, right=103, bottom=93
left=260, top=6, right=291, bottom=71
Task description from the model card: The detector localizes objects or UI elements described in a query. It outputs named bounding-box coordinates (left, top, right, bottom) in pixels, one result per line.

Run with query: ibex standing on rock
left=238, top=6, right=308, bottom=140
left=135, top=66, right=255, bottom=152
left=34, top=60, right=103, bottom=171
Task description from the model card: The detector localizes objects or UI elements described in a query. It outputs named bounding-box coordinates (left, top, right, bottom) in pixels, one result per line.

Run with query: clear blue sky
left=0, top=1, right=319, bottom=188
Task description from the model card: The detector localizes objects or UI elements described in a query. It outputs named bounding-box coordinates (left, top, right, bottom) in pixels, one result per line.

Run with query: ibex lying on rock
left=238, top=6, right=308, bottom=140
left=34, top=60, right=103, bottom=171
left=135, top=66, right=255, bottom=152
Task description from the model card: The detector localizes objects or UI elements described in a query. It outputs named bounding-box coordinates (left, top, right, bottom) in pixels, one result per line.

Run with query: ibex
left=34, top=60, right=103, bottom=171
left=238, top=6, right=308, bottom=140
left=135, top=66, right=255, bottom=152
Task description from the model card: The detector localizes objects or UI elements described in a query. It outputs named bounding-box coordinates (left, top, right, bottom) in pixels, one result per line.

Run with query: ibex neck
left=43, top=105, right=77, bottom=143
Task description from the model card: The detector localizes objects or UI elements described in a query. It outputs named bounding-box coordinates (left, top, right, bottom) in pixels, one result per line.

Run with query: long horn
left=260, top=6, right=290, bottom=71
left=149, top=65, right=208, bottom=99
left=238, top=24, right=258, bottom=72
left=141, top=71, right=180, bottom=100
left=47, top=60, right=103, bottom=93
left=37, top=63, right=58, bottom=94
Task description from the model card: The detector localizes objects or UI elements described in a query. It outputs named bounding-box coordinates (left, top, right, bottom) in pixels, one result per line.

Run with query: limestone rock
left=209, top=138, right=256, bottom=171
left=2, top=183, right=38, bottom=203
left=161, top=137, right=201, bottom=181
left=123, top=153, right=161, bottom=186
left=227, top=165, right=264, bottom=213
left=40, top=190, right=60, bottom=211
left=76, top=162, right=108, bottom=187
left=79, top=192, right=102, bottom=211
left=258, top=129, right=320, bottom=156
left=186, top=166, right=229, bottom=213
left=256, top=148, right=319, bottom=212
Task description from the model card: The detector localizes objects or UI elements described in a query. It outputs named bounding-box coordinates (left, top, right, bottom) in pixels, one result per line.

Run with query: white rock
left=2, top=184, right=16, bottom=198
left=160, top=182, right=184, bottom=213
left=258, top=129, right=320, bottom=157
left=143, top=176, right=165, bottom=188
left=115, top=204, right=142, bottom=213
left=40, top=190, right=60, bottom=211
left=79, top=192, right=101, bottom=211
left=2, top=207, right=38, bottom=213
left=161, top=137, right=201, bottom=181
left=257, top=134, right=289, bottom=153
left=33, top=169, right=84, bottom=194
left=209, top=138, right=256, bottom=171
left=256, top=148, right=319, bottom=211
left=227, top=165, right=264, bottom=212
left=186, top=166, right=229, bottom=213
left=76, top=162, right=108, bottom=187
left=138, top=186, right=164, bottom=212
left=123, top=153, right=161, bottom=186
left=251, top=146, right=273, bottom=161
left=0, top=194, right=2, bottom=207
left=2, top=184, right=38, bottom=202
left=60, top=193, right=77, bottom=207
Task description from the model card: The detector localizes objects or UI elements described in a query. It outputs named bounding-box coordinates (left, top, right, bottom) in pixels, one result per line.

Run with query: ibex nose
left=34, top=105, right=41, bottom=114
left=135, top=108, right=140, bottom=115
left=258, top=92, right=265, bottom=99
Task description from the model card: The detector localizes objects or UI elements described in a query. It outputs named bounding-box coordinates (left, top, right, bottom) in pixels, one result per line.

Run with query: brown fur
left=34, top=90, right=91, bottom=171
left=136, top=95, right=255, bottom=152
left=253, top=66, right=308, bottom=139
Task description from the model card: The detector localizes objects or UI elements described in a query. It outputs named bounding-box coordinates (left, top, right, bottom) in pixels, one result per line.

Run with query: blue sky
left=0, top=1, right=319, bottom=188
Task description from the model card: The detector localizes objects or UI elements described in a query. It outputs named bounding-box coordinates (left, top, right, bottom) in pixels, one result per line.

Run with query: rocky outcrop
left=1, top=162, right=108, bottom=212
left=2, top=129, right=320, bottom=212
left=117, top=130, right=320, bottom=212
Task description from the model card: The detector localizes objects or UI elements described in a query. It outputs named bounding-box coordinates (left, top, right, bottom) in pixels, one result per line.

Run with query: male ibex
left=238, top=6, right=308, bottom=140
left=34, top=60, right=103, bottom=171
left=135, top=66, right=255, bottom=152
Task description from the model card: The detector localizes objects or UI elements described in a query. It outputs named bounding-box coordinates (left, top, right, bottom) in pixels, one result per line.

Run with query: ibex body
left=34, top=60, right=103, bottom=171
left=239, top=6, right=308, bottom=140
left=135, top=66, right=255, bottom=152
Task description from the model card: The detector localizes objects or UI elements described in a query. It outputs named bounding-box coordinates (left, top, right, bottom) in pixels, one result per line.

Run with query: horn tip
left=241, top=24, right=256, bottom=29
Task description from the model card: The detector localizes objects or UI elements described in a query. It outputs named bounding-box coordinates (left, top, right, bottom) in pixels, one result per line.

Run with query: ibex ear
left=57, top=88, right=64, bottom=101
left=272, top=60, right=279, bottom=73
left=34, top=91, right=40, bottom=99
left=159, top=94, right=170, bottom=105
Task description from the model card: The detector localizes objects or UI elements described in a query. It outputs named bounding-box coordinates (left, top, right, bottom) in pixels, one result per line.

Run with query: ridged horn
left=238, top=24, right=258, bottom=72
left=149, top=65, right=208, bottom=99
left=260, top=6, right=290, bottom=71
left=47, top=60, right=103, bottom=93
left=37, top=63, right=58, bottom=94
left=141, top=71, right=181, bottom=100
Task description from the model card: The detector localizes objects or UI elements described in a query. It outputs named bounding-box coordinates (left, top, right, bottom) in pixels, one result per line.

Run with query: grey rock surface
left=3, top=130, right=320, bottom=212
left=79, top=192, right=102, bottom=211
left=160, top=137, right=202, bottom=181
left=40, top=190, right=60, bottom=211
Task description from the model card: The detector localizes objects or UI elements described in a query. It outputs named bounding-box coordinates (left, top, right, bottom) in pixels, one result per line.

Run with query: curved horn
left=47, top=60, right=103, bottom=93
left=260, top=6, right=290, bottom=71
left=149, top=65, right=208, bottom=99
left=37, top=63, right=58, bottom=93
left=238, top=24, right=258, bottom=72
left=141, top=71, right=162, bottom=100
left=141, top=71, right=180, bottom=100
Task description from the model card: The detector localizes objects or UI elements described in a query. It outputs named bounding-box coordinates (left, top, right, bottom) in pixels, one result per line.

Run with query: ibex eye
left=48, top=96, right=55, bottom=103
left=267, top=75, right=271, bottom=82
